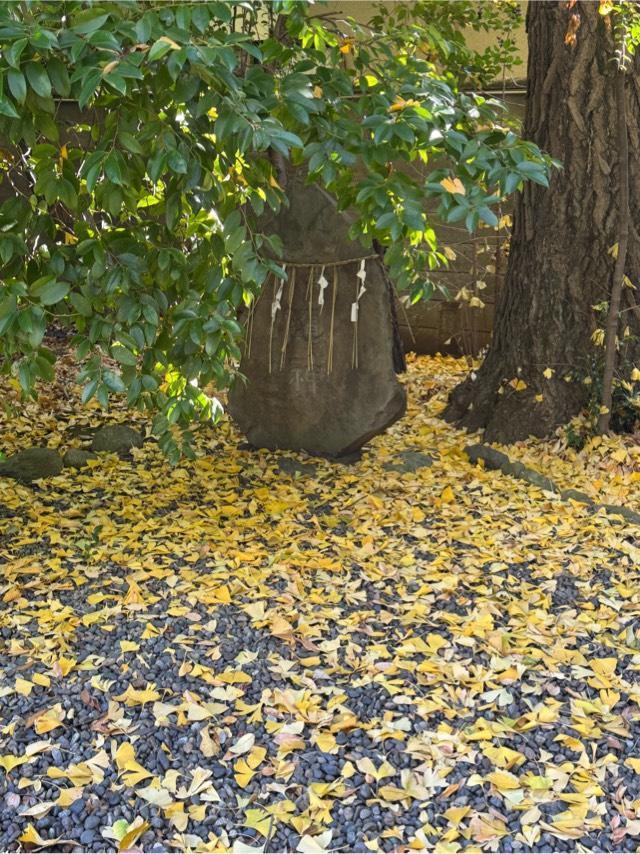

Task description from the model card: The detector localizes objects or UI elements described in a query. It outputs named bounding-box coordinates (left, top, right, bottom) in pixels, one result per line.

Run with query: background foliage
left=0, top=0, right=552, bottom=460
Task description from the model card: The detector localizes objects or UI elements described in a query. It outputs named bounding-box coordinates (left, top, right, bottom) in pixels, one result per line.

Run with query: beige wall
left=323, top=1, right=528, bottom=80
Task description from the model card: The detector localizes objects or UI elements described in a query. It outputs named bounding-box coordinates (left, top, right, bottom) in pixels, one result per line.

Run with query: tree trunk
left=444, top=0, right=640, bottom=443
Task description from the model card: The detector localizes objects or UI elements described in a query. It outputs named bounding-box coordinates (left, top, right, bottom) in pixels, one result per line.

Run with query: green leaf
left=0, top=98, right=19, bottom=119
left=5, top=38, right=27, bottom=69
left=226, top=226, right=246, bottom=254
left=192, top=6, right=210, bottom=32
left=7, top=69, right=26, bottom=105
left=29, top=29, right=58, bottom=50
left=70, top=292, right=93, bottom=317
left=112, top=345, right=138, bottom=366
left=47, top=57, right=71, bottom=96
left=103, top=369, right=126, bottom=393
left=71, top=12, right=110, bottom=35
left=81, top=378, right=99, bottom=404
left=78, top=68, right=102, bottom=109
left=148, top=37, right=176, bottom=62
left=477, top=205, right=499, bottom=227
left=31, top=278, right=70, bottom=305
left=118, top=131, right=144, bottom=155
left=104, top=152, right=124, bottom=185
left=167, top=150, right=188, bottom=174
left=504, top=172, right=522, bottom=195
left=25, top=63, right=52, bottom=98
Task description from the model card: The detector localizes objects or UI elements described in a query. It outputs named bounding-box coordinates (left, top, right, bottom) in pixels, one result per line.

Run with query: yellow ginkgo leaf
left=56, top=787, right=84, bottom=807
left=229, top=732, right=255, bottom=755
left=115, top=742, right=153, bottom=786
left=119, top=640, right=139, bottom=654
left=314, top=732, right=337, bottom=753
left=440, top=177, right=466, bottom=195
left=378, top=785, right=408, bottom=802
left=118, top=818, right=149, bottom=852
left=19, top=823, right=72, bottom=848
left=440, top=485, right=455, bottom=503
left=52, top=657, right=76, bottom=677
left=32, top=704, right=66, bottom=735
left=486, top=770, right=521, bottom=791
left=244, top=807, right=274, bottom=838
left=113, top=685, right=160, bottom=705
left=0, top=754, right=28, bottom=773
left=15, top=678, right=33, bottom=696
left=234, top=757, right=256, bottom=788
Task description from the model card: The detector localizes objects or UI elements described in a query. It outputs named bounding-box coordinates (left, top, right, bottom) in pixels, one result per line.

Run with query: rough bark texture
left=444, top=1, right=640, bottom=443
left=598, top=69, right=629, bottom=434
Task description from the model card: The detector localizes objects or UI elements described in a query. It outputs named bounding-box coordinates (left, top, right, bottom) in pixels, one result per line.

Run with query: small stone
left=155, top=750, right=169, bottom=772
left=383, top=449, right=433, bottom=473
left=63, top=449, right=98, bottom=469
left=80, top=830, right=96, bottom=846
left=84, top=814, right=101, bottom=830
left=91, top=425, right=144, bottom=454
left=277, top=457, right=318, bottom=478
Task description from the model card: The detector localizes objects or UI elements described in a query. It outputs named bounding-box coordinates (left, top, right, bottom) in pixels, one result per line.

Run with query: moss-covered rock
left=0, top=448, right=64, bottom=482
left=91, top=425, right=143, bottom=454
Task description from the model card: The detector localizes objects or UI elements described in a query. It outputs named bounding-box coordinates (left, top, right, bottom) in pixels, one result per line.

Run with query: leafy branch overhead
left=0, top=1, right=553, bottom=460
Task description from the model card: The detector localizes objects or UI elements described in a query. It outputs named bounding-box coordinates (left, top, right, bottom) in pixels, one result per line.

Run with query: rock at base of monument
left=328, top=449, right=363, bottom=465
left=0, top=448, right=64, bottom=482
left=90, top=424, right=144, bottom=454
left=233, top=387, right=406, bottom=457
left=63, top=448, right=98, bottom=469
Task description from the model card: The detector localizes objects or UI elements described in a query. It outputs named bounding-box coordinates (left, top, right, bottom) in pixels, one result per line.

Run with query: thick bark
left=444, top=1, right=640, bottom=443
left=598, top=68, right=629, bottom=434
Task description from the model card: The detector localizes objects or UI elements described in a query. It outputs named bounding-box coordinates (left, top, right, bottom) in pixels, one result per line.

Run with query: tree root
left=465, top=443, right=640, bottom=527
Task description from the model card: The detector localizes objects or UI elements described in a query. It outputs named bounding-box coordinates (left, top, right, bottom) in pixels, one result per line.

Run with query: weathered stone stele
left=228, top=174, right=406, bottom=457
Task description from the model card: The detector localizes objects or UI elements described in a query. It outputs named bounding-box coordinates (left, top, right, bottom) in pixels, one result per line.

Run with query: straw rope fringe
left=244, top=294, right=256, bottom=358
left=268, top=272, right=284, bottom=375
left=279, top=268, right=296, bottom=370
left=306, top=267, right=314, bottom=371
left=255, top=258, right=374, bottom=374
left=278, top=253, right=377, bottom=269
left=327, top=266, right=338, bottom=375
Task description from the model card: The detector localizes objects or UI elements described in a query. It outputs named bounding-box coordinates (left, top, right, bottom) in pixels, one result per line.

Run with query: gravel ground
left=1, top=358, right=640, bottom=852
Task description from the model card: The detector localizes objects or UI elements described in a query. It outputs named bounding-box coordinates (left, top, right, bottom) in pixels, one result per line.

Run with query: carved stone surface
left=228, top=174, right=406, bottom=457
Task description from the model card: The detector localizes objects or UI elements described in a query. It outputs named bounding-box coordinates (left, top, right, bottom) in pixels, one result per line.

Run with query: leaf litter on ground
left=0, top=352, right=639, bottom=852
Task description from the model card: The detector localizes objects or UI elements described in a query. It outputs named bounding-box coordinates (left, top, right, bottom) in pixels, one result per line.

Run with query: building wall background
left=323, top=2, right=528, bottom=356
